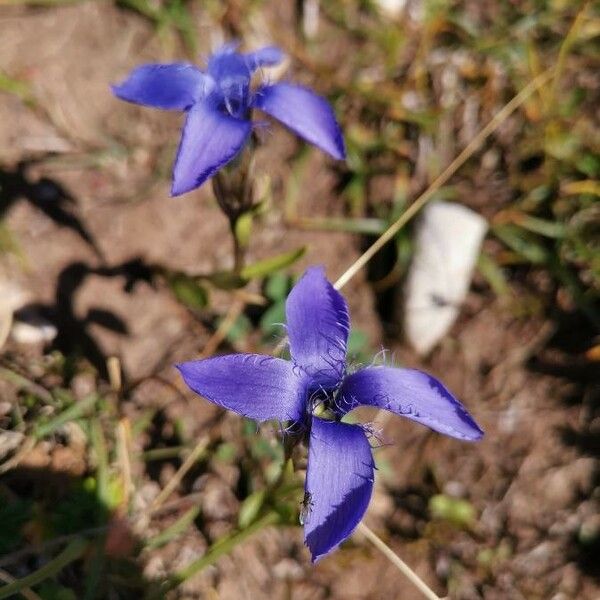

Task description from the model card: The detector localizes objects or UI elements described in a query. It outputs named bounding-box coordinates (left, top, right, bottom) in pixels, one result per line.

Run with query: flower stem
left=212, top=157, right=254, bottom=275
left=230, top=215, right=245, bottom=273
left=357, top=523, right=442, bottom=600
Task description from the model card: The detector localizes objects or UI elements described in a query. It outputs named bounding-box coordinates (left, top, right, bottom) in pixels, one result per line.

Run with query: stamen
left=224, top=95, right=235, bottom=117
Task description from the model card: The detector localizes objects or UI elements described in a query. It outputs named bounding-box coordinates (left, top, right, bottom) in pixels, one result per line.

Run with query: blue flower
left=111, top=44, right=346, bottom=196
left=177, top=266, right=483, bottom=562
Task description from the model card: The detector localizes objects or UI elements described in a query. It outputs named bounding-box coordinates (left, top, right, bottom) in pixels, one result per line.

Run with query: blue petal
left=244, top=46, right=284, bottom=70
left=304, top=417, right=375, bottom=562
left=177, top=354, right=306, bottom=422
left=208, top=46, right=251, bottom=85
left=171, top=101, right=251, bottom=195
left=338, top=367, right=484, bottom=441
left=285, top=266, right=350, bottom=390
left=253, top=83, right=346, bottom=159
left=111, top=63, right=209, bottom=110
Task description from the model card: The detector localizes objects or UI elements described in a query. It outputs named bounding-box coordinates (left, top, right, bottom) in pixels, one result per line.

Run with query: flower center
left=307, top=387, right=339, bottom=422
left=220, top=82, right=249, bottom=119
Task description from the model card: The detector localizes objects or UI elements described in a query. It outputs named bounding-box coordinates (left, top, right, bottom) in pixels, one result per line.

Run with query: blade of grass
left=0, top=70, right=33, bottom=104
left=141, top=446, right=187, bottom=461
left=550, top=1, right=589, bottom=107
left=156, top=512, right=279, bottom=596
left=0, top=367, right=54, bottom=405
left=83, top=541, right=105, bottom=600
left=0, top=569, right=41, bottom=600
left=34, top=394, right=98, bottom=440
left=90, top=419, right=111, bottom=510
left=288, top=216, right=387, bottom=235
left=240, top=247, right=307, bottom=280
left=145, top=505, right=201, bottom=551
left=0, top=538, right=87, bottom=600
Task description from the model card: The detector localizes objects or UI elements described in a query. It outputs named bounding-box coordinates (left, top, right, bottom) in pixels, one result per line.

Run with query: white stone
left=11, top=316, right=58, bottom=345
left=403, top=201, right=487, bottom=354
left=374, top=0, right=407, bottom=17
left=0, top=279, right=28, bottom=350
left=303, top=0, right=320, bottom=39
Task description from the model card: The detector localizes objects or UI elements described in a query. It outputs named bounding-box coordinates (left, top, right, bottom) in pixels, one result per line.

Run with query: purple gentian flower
left=177, top=266, right=483, bottom=561
left=111, top=44, right=345, bottom=196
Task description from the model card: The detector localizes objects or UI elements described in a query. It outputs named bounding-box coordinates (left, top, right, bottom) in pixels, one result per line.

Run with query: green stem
left=90, top=419, right=110, bottom=509
left=141, top=446, right=187, bottom=461
left=0, top=539, right=87, bottom=599
left=0, top=367, right=54, bottom=405
left=157, top=512, right=279, bottom=595
left=34, top=394, right=97, bottom=440
left=230, top=215, right=245, bottom=274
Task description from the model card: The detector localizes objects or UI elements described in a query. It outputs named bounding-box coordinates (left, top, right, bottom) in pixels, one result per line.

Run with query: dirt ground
left=0, top=2, right=598, bottom=599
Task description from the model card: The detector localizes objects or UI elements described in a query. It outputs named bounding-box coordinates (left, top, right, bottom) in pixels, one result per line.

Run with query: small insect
left=299, top=491, right=314, bottom=526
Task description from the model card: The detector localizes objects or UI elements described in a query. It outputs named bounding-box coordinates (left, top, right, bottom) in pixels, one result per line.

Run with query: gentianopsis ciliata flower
left=112, top=44, right=345, bottom=196
left=178, top=266, right=483, bottom=561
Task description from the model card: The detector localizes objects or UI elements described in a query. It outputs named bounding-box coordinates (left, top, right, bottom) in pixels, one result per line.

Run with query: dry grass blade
left=198, top=298, right=246, bottom=359
left=149, top=436, right=209, bottom=513
left=334, top=69, right=554, bottom=291
left=357, top=523, right=443, bottom=600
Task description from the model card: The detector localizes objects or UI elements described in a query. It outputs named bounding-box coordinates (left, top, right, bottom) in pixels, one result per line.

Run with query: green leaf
left=576, top=153, right=600, bottom=178
left=264, top=273, right=290, bottom=301
left=259, top=300, right=286, bottom=337
left=168, top=274, right=208, bottom=310
left=214, top=442, right=236, bottom=462
left=238, top=490, right=266, bottom=529
left=251, top=437, right=281, bottom=461
left=222, top=314, right=252, bottom=344
left=347, top=329, right=369, bottom=358
left=477, top=252, right=509, bottom=296
left=242, top=418, right=258, bottom=437
left=240, top=247, right=306, bottom=280
left=429, top=494, right=476, bottom=528
left=544, top=129, right=580, bottom=161
left=516, top=215, right=566, bottom=239
left=205, top=270, right=246, bottom=290
left=492, top=224, right=550, bottom=264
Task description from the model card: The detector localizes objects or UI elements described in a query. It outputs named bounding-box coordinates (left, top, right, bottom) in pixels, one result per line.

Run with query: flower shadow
left=0, top=159, right=103, bottom=260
